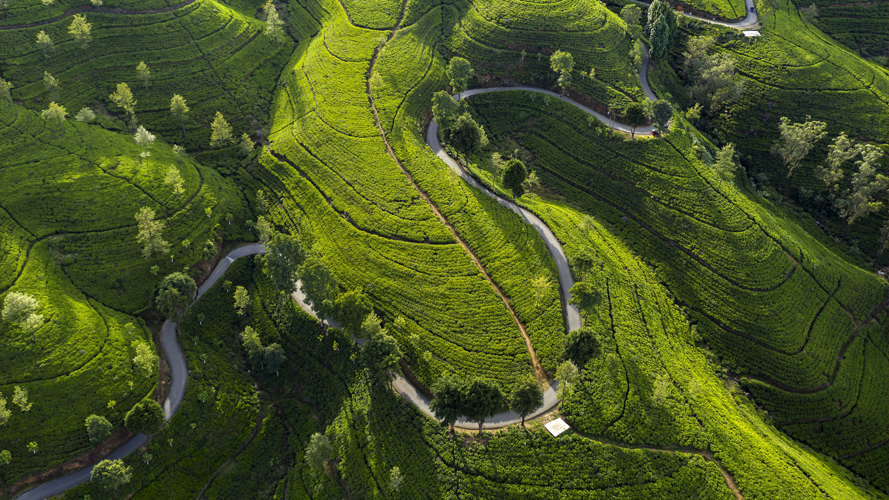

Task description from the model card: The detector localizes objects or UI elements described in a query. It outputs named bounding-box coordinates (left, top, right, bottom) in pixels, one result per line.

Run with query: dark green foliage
left=501, top=159, right=528, bottom=200
left=647, top=0, right=678, bottom=61
left=359, top=332, right=402, bottom=380
left=569, top=247, right=599, bottom=281
left=155, top=272, right=197, bottom=322
left=297, top=256, right=338, bottom=318
left=651, top=100, right=673, bottom=134
left=263, top=233, right=306, bottom=296
left=430, top=374, right=464, bottom=431
left=508, top=379, right=544, bottom=425
left=569, top=281, right=601, bottom=323
left=446, top=57, right=473, bottom=95
left=432, top=90, right=460, bottom=132
left=334, top=289, right=374, bottom=335
left=563, top=326, right=602, bottom=367
left=85, top=415, right=113, bottom=444
left=623, top=102, right=649, bottom=137
left=90, top=459, right=132, bottom=492
left=445, top=113, right=489, bottom=163
left=263, top=343, right=286, bottom=374
left=124, top=400, right=164, bottom=436
left=462, top=377, right=505, bottom=433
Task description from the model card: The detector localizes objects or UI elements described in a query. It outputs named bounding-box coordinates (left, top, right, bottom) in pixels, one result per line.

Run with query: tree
left=800, top=2, right=819, bottom=23
left=263, top=0, right=284, bottom=44
left=299, top=256, right=338, bottom=318
left=91, top=0, right=103, bottom=6
left=446, top=57, right=473, bottom=96
left=27, top=442, right=38, bottom=454
left=241, top=326, right=264, bottom=366
left=569, top=247, right=598, bottom=281
left=41, top=0, right=52, bottom=13
left=569, top=281, right=601, bottom=325
left=233, top=286, right=250, bottom=316
left=68, top=14, right=92, bottom=59
left=132, top=341, right=158, bottom=376
left=124, top=400, right=164, bottom=435
left=550, top=50, right=574, bottom=96
left=462, top=377, right=504, bottom=433
left=444, top=113, right=488, bottom=164
left=620, top=5, right=643, bottom=39
left=136, top=61, right=151, bottom=96
left=650, top=100, right=673, bottom=135
left=170, top=94, right=189, bottom=140
left=75, top=107, right=95, bottom=124
left=255, top=216, right=274, bottom=244
left=41, top=101, right=67, bottom=135
left=263, top=232, right=306, bottom=296
left=509, top=379, right=544, bottom=426
left=816, top=133, right=858, bottom=194
left=0, top=394, right=10, bottom=426
left=91, top=459, right=132, bottom=493
left=0, top=78, right=12, bottom=103
left=36, top=30, right=54, bottom=61
left=305, top=432, right=334, bottom=477
left=686, top=103, right=702, bottom=123
left=837, top=145, right=888, bottom=224
left=3, top=292, right=43, bottom=336
left=648, top=14, right=671, bottom=61
left=360, top=321, right=403, bottom=382
left=334, top=289, right=373, bottom=335
left=555, top=361, right=578, bottom=399
left=646, top=0, right=677, bottom=41
left=164, top=165, right=185, bottom=199
left=85, top=415, right=113, bottom=443
left=563, top=326, right=601, bottom=367
left=12, top=386, right=31, bottom=412
left=0, top=450, right=10, bottom=466
left=239, top=132, right=254, bottom=155
left=684, top=36, right=744, bottom=114
left=135, top=207, right=170, bottom=261
left=134, top=125, right=155, bottom=163
left=389, top=466, right=403, bottom=492
left=156, top=272, right=196, bottom=321
left=0, top=0, right=12, bottom=18
left=430, top=374, right=464, bottom=432
left=263, top=343, right=286, bottom=374
left=109, top=82, right=137, bottom=127
left=623, top=101, right=647, bottom=138
left=211, top=111, right=234, bottom=166
left=771, top=116, right=828, bottom=181
left=712, top=143, right=739, bottom=187
left=43, top=71, right=60, bottom=97
left=531, top=275, right=551, bottom=307
left=874, top=220, right=889, bottom=268
left=501, top=158, right=528, bottom=200
left=432, top=90, right=459, bottom=132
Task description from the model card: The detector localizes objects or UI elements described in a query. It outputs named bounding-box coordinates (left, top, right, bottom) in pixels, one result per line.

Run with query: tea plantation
left=1, top=0, right=888, bottom=497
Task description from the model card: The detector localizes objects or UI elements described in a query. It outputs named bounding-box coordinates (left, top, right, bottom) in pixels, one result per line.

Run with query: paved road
left=15, top=244, right=266, bottom=500
left=630, top=0, right=758, bottom=28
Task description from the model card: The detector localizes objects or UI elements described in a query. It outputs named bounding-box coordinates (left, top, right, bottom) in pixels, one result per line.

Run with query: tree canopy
left=155, top=272, right=196, bottom=321
left=508, top=379, right=544, bottom=425
left=124, top=400, right=164, bottom=435
left=461, top=377, right=505, bottom=433
left=501, top=158, right=528, bottom=200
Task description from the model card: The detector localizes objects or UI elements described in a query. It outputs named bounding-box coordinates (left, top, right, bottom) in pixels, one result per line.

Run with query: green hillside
left=793, top=0, right=889, bottom=66
left=0, top=102, right=249, bottom=486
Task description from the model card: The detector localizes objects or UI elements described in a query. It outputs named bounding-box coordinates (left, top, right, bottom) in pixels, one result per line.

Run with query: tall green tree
left=109, top=82, right=137, bottom=128
left=623, top=101, right=647, bottom=138
left=509, top=379, right=544, bottom=426
left=771, top=116, right=827, bottom=180
left=135, top=206, right=170, bottom=261
left=430, top=374, right=464, bottom=432
left=12, top=386, right=31, bottom=412
left=501, top=158, right=528, bottom=200
left=136, top=61, right=151, bottom=96
left=550, top=50, right=575, bottom=96
left=241, top=326, right=264, bottom=366
left=91, top=459, right=132, bottom=493
left=233, top=285, right=250, bottom=316
left=68, top=14, right=92, bottom=59
left=712, top=143, right=739, bottom=187
left=36, top=30, right=54, bottom=60
left=41, top=101, right=67, bottom=136
left=684, top=36, right=744, bottom=114
left=134, top=125, right=155, bottom=163
left=305, top=432, right=334, bottom=478
left=0, top=394, right=10, bottom=426
left=169, top=94, right=189, bottom=140
left=263, top=232, right=306, bottom=296
left=0, top=450, right=10, bottom=466
left=569, top=281, right=601, bottom=325
left=211, top=111, right=234, bottom=166
left=462, top=377, right=504, bottom=434
left=156, top=272, right=196, bottom=321
left=447, top=57, right=473, bottom=96
left=569, top=247, right=598, bottom=281
left=263, top=0, right=285, bottom=44
left=555, top=360, right=579, bottom=400
left=650, top=100, right=673, bottom=135
left=132, top=341, right=158, bottom=376
left=263, top=343, right=286, bottom=374
left=445, top=113, right=488, bottom=164
left=2, top=292, right=43, bottom=336
left=164, top=165, right=185, bottom=199
left=255, top=216, right=274, bottom=244
left=124, top=400, right=164, bottom=435
left=816, top=133, right=857, bottom=195
left=299, top=256, right=338, bottom=318
left=563, top=326, right=601, bottom=367
left=620, top=4, right=642, bottom=39
left=837, top=145, right=887, bottom=224
left=0, top=78, right=12, bottom=103
left=85, top=415, right=113, bottom=443
left=334, top=289, right=373, bottom=335
left=432, top=90, right=459, bottom=132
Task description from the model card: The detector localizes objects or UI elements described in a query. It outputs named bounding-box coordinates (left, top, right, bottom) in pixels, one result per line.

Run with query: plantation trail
left=363, top=0, right=550, bottom=385
left=0, top=0, right=199, bottom=30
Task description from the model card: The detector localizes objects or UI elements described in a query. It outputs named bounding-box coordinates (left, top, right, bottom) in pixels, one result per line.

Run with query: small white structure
left=742, top=30, right=761, bottom=37
left=545, top=418, right=570, bottom=437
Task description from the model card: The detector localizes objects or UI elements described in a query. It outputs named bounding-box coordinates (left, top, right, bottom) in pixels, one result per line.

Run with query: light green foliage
left=169, top=94, right=189, bottom=139
left=263, top=0, right=284, bottom=44
left=816, top=133, right=856, bottom=193
left=0, top=78, right=11, bottom=103
left=771, top=116, right=827, bottom=179
left=531, top=275, right=551, bottom=307
left=135, top=61, right=150, bottom=95
left=555, top=360, right=578, bottom=400
left=305, top=432, right=333, bottom=476
left=233, top=286, right=250, bottom=316
left=156, top=272, right=196, bottom=321
left=501, top=158, right=527, bottom=200
left=0, top=395, right=10, bottom=426
left=27, top=442, right=38, bottom=454
left=3, top=292, right=42, bottom=334
left=135, top=206, right=170, bottom=259
left=85, top=414, right=113, bottom=443
left=712, top=143, right=739, bottom=186
left=36, top=30, right=54, bottom=60
left=75, top=107, right=95, bottom=123
left=210, top=111, right=233, bottom=149
left=109, top=82, right=136, bottom=118
left=388, top=466, right=403, bottom=491
left=620, top=4, right=642, bottom=39
left=683, top=36, right=744, bottom=114
left=800, top=2, right=819, bottom=23
left=239, top=133, right=254, bottom=155
left=132, top=341, right=158, bottom=376
left=254, top=216, right=273, bottom=244
left=124, top=400, right=164, bottom=435
left=41, top=101, right=66, bottom=129
left=91, top=459, right=132, bottom=491
left=133, top=125, right=155, bottom=153
left=360, top=318, right=403, bottom=380
left=508, top=378, right=544, bottom=425
left=0, top=450, right=10, bottom=465
left=164, top=165, right=185, bottom=199
left=68, top=14, right=92, bottom=50
left=446, top=57, right=473, bottom=95
left=837, top=145, right=888, bottom=224
left=550, top=50, right=575, bottom=94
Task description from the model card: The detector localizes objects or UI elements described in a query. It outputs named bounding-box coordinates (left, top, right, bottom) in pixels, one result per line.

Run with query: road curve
left=630, top=0, right=758, bottom=29
left=14, top=244, right=265, bottom=500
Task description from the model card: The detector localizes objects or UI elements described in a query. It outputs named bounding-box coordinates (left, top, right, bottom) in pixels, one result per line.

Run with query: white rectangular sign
left=545, top=418, right=570, bottom=437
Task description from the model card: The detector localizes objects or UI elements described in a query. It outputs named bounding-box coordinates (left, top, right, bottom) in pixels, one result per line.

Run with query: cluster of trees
left=647, top=0, right=679, bottom=61
left=2, top=291, right=44, bottom=338
left=240, top=325, right=286, bottom=375
left=683, top=36, right=744, bottom=116
left=432, top=59, right=490, bottom=165
left=772, top=117, right=888, bottom=231
left=85, top=400, right=162, bottom=493
left=430, top=374, right=543, bottom=433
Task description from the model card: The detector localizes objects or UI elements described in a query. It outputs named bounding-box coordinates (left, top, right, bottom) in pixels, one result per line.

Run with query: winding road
left=13, top=2, right=760, bottom=498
